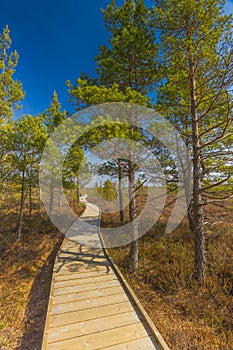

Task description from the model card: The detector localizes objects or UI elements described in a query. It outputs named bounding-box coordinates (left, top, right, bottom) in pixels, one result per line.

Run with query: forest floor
left=0, top=195, right=232, bottom=350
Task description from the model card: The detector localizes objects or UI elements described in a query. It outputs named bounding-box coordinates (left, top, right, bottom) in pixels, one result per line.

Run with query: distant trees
left=97, top=179, right=117, bottom=201
left=98, top=159, right=127, bottom=223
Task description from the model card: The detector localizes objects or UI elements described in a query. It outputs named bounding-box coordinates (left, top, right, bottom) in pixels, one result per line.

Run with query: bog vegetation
left=0, top=0, right=233, bottom=349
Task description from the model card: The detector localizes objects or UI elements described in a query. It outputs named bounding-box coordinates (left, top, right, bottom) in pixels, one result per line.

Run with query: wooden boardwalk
left=42, top=204, right=169, bottom=350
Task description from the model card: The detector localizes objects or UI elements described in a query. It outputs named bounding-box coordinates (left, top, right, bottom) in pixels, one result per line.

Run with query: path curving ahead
left=42, top=203, right=169, bottom=350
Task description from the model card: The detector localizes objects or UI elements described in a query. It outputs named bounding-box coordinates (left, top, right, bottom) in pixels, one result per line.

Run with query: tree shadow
left=16, top=238, right=62, bottom=350
left=55, top=241, right=111, bottom=274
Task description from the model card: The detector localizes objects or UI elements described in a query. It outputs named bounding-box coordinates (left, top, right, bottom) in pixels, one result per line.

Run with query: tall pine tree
left=153, top=0, right=233, bottom=282
left=96, top=0, right=158, bottom=95
left=0, top=25, right=25, bottom=124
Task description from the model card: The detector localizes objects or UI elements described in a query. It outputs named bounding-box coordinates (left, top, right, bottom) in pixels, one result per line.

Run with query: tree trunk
left=118, top=163, right=124, bottom=223
left=187, top=203, right=195, bottom=232
left=49, top=180, right=54, bottom=220
left=184, top=161, right=196, bottom=233
left=69, top=188, right=73, bottom=208
left=189, top=57, right=206, bottom=283
left=76, top=178, right=80, bottom=204
left=184, top=115, right=196, bottom=233
left=128, top=159, right=138, bottom=275
left=29, top=180, right=32, bottom=217
left=17, top=168, right=26, bottom=240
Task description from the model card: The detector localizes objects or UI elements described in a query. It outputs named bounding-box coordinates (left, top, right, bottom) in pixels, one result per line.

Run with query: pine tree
left=0, top=25, right=25, bottom=188
left=102, top=179, right=117, bottom=201
left=153, top=0, right=233, bottom=282
left=43, top=91, right=66, bottom=135
left=0, top=25, right=25, bottom=124
left=94, top=0, right=160, bottom=274
left=96, top=0, right=158, bottom=95
left=42, top=91, right=67, bottom=219
left=7, top=115, right=46, bottom=239
left=98, top=158, right=127, bottom=223
left=66, top=0, right=162, bottom=275
left=67, top=81, right=150, bottom=274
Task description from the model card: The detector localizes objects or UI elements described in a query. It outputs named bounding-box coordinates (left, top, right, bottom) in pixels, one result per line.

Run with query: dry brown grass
left=0, top=214, right=62, bottom=349
left=0, top=201, right=85, bottom=349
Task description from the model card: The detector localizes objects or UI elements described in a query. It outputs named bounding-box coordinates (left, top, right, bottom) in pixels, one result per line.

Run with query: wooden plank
left=104, top=336, right=160, bottom=349
left=50, top=302, right=134, bottom=328
left=52, top=292, right=128, bottom=315
left=47, top=311, right=143, bottom=343
left=53, top=285, right=125, bottom=304
left=58, top=251, right=106, bottom=261
left=54, top=273, right=117, bottom=289
left=54, top=258, right=111, bottom=274
left=56, top=256, right=107, bottom=264
left=55, top=264, right=111, bottom=276
left=54, top=279, right=119, bottom=296
left=60, top=247, right=102, bottom=254
left=58, top=248, right=105, bottom=256
left=46, top=322, right=152, bottom=350
left=55, top=270, right=114, bottom=282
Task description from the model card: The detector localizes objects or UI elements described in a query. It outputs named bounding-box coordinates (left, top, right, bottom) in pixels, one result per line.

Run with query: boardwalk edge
left=97, top=214, right=170, bottom=350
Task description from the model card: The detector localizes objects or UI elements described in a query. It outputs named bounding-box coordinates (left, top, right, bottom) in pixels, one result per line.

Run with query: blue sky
left=1, top=0, right=232, bottom=118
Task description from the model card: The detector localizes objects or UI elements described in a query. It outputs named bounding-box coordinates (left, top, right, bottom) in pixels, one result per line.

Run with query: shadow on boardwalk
left=56, top=243, right=111, bottom=274
left=16, top=239, right=111, bottom=350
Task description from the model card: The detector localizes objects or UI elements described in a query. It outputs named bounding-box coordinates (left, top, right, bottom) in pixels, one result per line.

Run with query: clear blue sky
left=1, top=0, right=232, bottom=118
